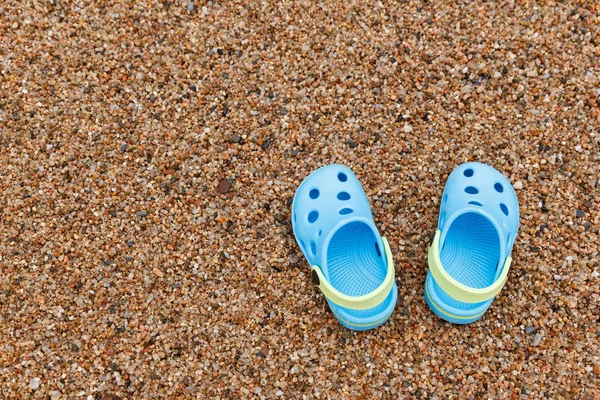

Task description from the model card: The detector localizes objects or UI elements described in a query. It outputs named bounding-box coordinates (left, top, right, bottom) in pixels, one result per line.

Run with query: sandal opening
left=327, top=221, right=386, bottom=297
left=440, top=212, right=500, bottom=290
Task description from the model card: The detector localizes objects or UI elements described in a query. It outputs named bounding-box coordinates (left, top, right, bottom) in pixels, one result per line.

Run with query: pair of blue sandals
left=292, top=163, right=519, bottom=330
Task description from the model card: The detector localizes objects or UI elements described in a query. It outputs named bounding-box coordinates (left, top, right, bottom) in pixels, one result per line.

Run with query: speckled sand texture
left=1, top=0, right=599, bottom=398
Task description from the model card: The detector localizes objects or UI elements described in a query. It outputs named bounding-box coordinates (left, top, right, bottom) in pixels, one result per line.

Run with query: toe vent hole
left=338, top=172, right=347, bottom=182
left=468, top=201, right=483, bottom=206
left=463, top=168, right=474, bottom=177
left=299, top=239, right=306, bottom=253
left=375, top=242, right=381, bottom=257
left=339, top=208, right=353, bottom=215
left=465, top=186, right=479, bottom=194
left=442, top=194, right=448, bottom=205
left=500, top=203, right=509, bottom=216
left=310, top=241, right=317, bottom=256
left=494, top=182, right=504, bottom=193
left=337, top=191, right=351, bottom=201
left=309, top=189, right=320, bottom=199
left=308, top=211, right=319, bottom=223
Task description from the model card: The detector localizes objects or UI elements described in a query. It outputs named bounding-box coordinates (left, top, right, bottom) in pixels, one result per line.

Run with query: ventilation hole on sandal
left=293, top=213, right=297, bottom=223
left=308, top=211, right=319, bottom=223
left=494, top=182, right=504, bottom=193
left=463, top=168, right=474, bottom=177
left=465, top=186, right=479, bottom=194
left=468, top=201, right=483, bottom=206
left=339, top=208, right=353, bottom=215
left=375, top=242, right=381, bottom=257
left=337, top=191, right=351, bottom=201
left=299, top=239, right=306, bottom=253
left=310, top=240, right=317, bottom=256
left=500, top=203, right=509, bottom=216
left=442, top=194, right=448, bottom=205
left=338, top=172, right=347, bottom=182
left=507, top=233, right=512, bottom=248
left=439, top=211, right=446, bottom=227
left=318, top=229, right=322, bottom=236
left=309, top=189, right=319, bottom=199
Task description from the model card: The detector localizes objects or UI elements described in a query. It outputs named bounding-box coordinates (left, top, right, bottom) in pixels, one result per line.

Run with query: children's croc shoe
left=425, top=162, right=519, bottom=324
left=292, top=164, right=398, bottom=331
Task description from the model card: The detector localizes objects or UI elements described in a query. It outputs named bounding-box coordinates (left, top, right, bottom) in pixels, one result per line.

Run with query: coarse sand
left=1, top=0, right=599, bottom=398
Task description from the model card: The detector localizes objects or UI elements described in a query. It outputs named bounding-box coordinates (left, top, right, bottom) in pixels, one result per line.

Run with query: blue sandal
left=425, top=162, right=520, bottom=324
left=291, top=165, right=397, bottom=331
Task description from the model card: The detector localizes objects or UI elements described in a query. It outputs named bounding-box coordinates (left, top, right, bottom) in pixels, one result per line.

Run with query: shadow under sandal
left=292, top=164, right=398, bottom=331
left=425, top=162, right=520, bottom=324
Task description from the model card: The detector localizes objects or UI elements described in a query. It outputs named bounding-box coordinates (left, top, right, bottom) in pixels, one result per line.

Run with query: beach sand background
left=1, top=0, right=599, bottom=398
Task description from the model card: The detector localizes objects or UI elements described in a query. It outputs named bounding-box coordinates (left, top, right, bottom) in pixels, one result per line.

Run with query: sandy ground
left=1, top=0, right=599, bottom=398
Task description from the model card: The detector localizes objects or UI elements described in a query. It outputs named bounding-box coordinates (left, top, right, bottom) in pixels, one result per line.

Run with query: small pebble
left=532, top=333, right=543, bottom=346
left=576, top=210, right=584, bottom=218
left=136, top=211, right=148, bottom=218
left=153, top=268, right=164, bottom=278
left=232, top=134, right=241, bottom=143
left=279, top=107, right=288, bottom=115
left=29, top=378, right=41, bottom=390
left=403, top=124, right=413, bottom=133
left=346, top=138, right=358, bottom=148
left=261, top=137, right=272, bottom=150
left=217, top=178, right=231, bottom=194
left=513, top=181, right=524, bottom=190
left=525, top=326, right=536, bottom=334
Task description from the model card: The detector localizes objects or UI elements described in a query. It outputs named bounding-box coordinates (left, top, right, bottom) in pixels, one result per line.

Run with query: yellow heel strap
left=428, top=230, right=511, bottom=303
left=310, top=237, right=395, bottom=310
